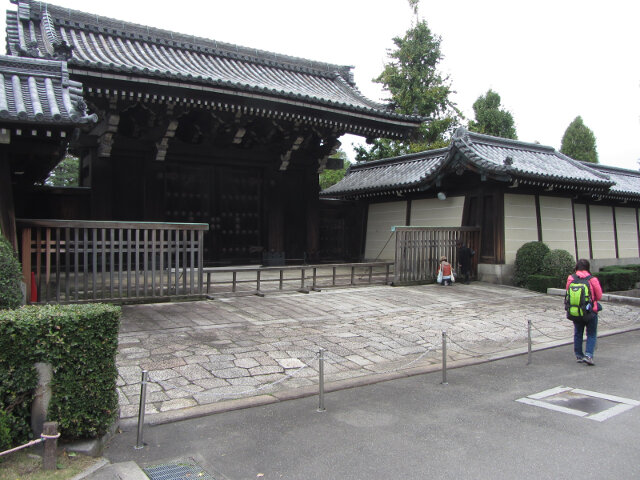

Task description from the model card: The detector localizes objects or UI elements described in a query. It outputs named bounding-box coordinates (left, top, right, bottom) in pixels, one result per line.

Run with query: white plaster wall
left=364, top=201, right=407, bottom=261
left=410, top=196, right=464, bottom=227
left=539, top=196, right=575, bottom=255
left=615, top=207, right=639, bottom=258
left=589, top=205, right=616, bottom=259
left=573, top=204, right=589, bottom=259
left=504, top=194, right=538, bottom=264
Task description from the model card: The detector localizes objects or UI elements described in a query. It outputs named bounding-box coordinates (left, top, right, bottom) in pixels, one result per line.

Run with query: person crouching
left=437, top=256, right=453, bottom=286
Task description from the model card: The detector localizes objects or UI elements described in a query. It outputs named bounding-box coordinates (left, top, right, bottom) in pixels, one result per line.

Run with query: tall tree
left=468, top=89, right=517, bottom=139
left=560, top=116, right=598, bottom=163
left=355, top=19, right=460, bottom=162
left=319, top=150, right=349, bottom=190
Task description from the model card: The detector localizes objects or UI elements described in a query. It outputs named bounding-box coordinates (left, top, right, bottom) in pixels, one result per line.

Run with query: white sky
left=3, top=0, right=639, bottom=169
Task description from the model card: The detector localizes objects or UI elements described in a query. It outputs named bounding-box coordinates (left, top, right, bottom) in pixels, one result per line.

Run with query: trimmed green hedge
left=0, top=303, right=121, bottom=447
left=514, top=241, right=550, bottom=286
left=0, top=234, right=23, bottom=309
left=595, top=268, right=636, bottom=292
left=526, top=274, right=564, bottom=293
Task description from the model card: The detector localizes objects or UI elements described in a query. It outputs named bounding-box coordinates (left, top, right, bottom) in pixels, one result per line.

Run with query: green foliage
left=540, top=249, right=575, bottom=279
left=468, top=89, right=517, bottom=139
left=526, top=274, right=563, bottom=293
left=560, top=116, right=598, bottom=164
left=595, top=269, right=636, bottom=292
left=356, top=19, right=460, bottom=162
left=0, top=304, right=121, bottom=447
left=319, top=150, right=350, bottom=190
left=0, top=235, right=23, bottom=310
left=513, top=241, right=550, bottom=286
left=599, top=264, right=640, bottom=283
left=44, top=155, right=80, bottom=187
left=0, top=409, right=12, bottom=451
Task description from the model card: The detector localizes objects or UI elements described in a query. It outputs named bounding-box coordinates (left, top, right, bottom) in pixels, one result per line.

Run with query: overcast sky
left=3, top=0, right=638, bottom=169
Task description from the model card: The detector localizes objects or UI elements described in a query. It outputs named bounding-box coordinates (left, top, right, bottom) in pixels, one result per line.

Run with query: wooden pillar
left=306, top=169, right=319, bottom=262
left=89, top=153, right=113, bottom=220
left=42, top=421, right=58, bottom=471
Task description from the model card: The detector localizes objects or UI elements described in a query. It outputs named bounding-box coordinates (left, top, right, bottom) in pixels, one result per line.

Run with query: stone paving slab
left=116, top=283, right=640, bottom=421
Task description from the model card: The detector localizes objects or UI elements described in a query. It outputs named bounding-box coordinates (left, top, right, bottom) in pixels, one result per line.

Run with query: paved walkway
left=116, top=283, right=640, bottom=423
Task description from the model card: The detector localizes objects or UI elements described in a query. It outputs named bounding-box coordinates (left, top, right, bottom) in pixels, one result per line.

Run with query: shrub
left=541, top=249, right=575, bottom=279
left=595, top=269, right=636, bottom=293
left=0, top=409, right=12, bottom=451
left=0, top=235, right=22, bottom=309
left=526, top=274, right=564, bottom=293
left=0, top=303, right=121, bottom=446
left=599, top=264, right=640, bottom=283
left=514, top=241, right=550, bottom=286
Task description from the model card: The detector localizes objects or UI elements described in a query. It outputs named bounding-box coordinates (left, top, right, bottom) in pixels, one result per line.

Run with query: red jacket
left=566, top=270, right=603, bottom=312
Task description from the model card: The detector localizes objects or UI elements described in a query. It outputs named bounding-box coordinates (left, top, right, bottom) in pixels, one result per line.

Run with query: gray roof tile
left=0, top=54, right=96, bottom=124
left=323, top=128, right=640, bottom=200
left=6, top=1, right=421, bottom=128
left=322, top=148, right=448, bottom=196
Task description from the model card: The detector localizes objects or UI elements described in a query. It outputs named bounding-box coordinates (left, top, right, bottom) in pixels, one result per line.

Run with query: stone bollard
left=31, top=363, right=53, bottom=438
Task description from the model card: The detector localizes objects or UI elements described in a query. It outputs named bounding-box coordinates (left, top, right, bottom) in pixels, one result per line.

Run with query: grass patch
left=0, top=450, right=101, bottom=480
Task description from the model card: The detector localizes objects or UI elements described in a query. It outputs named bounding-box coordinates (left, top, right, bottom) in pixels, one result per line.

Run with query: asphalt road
left=102, top=328, right=640, bottom=480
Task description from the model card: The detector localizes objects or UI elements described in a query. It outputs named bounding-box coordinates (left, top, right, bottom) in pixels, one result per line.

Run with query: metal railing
left=18, top=219, right=209, bottom=303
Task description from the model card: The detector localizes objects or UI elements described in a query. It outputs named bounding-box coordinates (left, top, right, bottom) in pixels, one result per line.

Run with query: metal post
left=527, top=319, right=532, bottom=365
left=135, top=370, right=149, bottom=449
left=441, top=331, right=448, bottom=385
left=317, top=348, right=326, bottom=412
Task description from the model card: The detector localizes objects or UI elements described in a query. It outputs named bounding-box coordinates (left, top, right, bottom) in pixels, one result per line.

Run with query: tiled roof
left=322, top=148, right=448, bottom=197
left=5, top=0, right=421, bottom=131
left=322, top=128, right=640, bottom=199
left=0, top=54, right=96, bottom=124
left=588, top=164, right=640, bottom=198
left=451, top=129, right=612, bottom=188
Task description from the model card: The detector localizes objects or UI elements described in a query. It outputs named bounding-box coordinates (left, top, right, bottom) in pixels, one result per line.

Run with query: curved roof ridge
left=453, top=127, right=556, bottom=153
left=587, top=162, right=640, bottom=175
left=27, top=0, right=354, bottom=80
left=350, top=147, right=449, bottom=170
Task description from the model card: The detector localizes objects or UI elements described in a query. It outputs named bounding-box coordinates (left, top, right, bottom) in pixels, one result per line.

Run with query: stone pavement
left=115, top=282, right=640, bottom=424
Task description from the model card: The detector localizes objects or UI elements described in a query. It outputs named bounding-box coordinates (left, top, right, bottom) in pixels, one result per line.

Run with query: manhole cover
left=144, top=460, right=216, bottom=480
left=517, top=386, right=640, bottom=421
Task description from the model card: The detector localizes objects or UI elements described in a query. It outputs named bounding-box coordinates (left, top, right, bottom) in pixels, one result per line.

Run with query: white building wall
left=410, top=196, right=464, bottom=226
left=364, top=201, right=407, bottom=261
left=589, top=205, right=616, bottom=259
left=615, top=207, right=638, bottom=258
left=503, top=194, right=538, bottom=264
left=573, top=204, right=589, bottom=259
left=539, top=196, right=575, bottom=255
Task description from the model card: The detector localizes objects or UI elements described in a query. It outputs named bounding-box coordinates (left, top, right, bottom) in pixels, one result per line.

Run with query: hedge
left=0, top=234, right=23, bottom=309
left=526, top=274, right=564, bottom=293
left=599, top=265, right=640, bottom=284
left=514, top=241, right=550, bottom=286
left=595, top=268, right=637, bottom=292
left=0, top=303, right=121, bottom=447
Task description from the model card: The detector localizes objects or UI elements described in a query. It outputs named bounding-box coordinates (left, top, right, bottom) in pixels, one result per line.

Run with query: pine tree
left=560, top=116, right=598, bottom=163
left=468, top=89, right=517, bottom=139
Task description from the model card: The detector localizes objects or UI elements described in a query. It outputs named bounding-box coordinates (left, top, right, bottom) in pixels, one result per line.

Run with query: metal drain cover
left=144, top=459, right=216, bottom=480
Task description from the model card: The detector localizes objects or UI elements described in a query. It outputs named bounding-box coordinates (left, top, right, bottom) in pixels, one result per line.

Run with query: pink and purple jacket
left=565, top=270, right=603, bottom=312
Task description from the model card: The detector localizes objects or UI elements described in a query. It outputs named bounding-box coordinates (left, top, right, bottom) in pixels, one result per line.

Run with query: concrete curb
left=548, top=287, right=640, bottom=305
left=115, top=324, right=640, bottom=431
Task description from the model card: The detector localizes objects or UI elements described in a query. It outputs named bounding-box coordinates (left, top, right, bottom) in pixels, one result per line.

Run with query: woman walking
left=566, top=259, right=602, bottom=365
